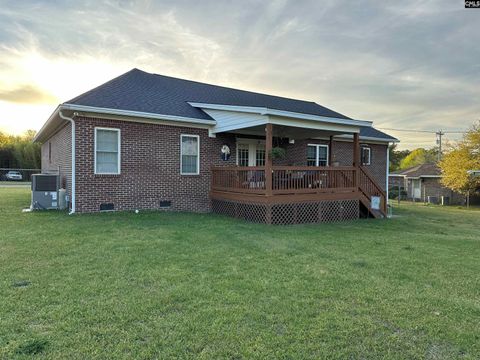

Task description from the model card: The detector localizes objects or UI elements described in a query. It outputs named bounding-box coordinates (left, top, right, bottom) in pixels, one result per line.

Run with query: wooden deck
left=210, top=165, right=387, bottom=221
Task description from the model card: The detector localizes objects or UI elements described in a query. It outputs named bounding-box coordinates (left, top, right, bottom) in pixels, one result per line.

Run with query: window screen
left=361, top=147, right=371, bottom=165
left=95, top=128, right=120, bottom=174
left=181, top=135, right=199, bottom=174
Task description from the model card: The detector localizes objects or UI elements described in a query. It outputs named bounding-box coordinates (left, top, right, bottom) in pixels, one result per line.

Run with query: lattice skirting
left=211, top=199, right=359, bottom=225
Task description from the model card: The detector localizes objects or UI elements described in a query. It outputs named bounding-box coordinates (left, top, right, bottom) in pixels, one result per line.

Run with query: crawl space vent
left=100, top=203, right=114, bottom=211
left=159, top=200, right=172, bottom=208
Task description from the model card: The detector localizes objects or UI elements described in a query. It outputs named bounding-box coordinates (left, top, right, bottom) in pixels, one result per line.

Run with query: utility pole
left=436, top=130, right=444, bottom=161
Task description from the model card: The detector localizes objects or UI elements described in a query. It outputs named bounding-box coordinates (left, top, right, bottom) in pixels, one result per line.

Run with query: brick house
left=34, top=68, right=397, bottom=224
left=389, top=163, right=465, bottom=205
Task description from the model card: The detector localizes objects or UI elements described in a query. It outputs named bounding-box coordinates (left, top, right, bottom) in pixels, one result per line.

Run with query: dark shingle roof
left=359, top=126, right=397, bottom=141
left=391, top=163, right=441, bottom=177
left=67, top=68, right=397, bottom=141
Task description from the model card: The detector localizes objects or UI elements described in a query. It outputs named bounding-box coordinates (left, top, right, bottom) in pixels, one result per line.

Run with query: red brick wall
left=74, top=117, right=236, bottom=213
left=41, top=123, right=72, bottom=204
left=43, top=116, right=389, bottom=213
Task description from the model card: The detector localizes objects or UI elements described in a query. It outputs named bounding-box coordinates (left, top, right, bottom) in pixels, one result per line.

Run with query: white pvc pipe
left=59, top=110, right=75, bottom=214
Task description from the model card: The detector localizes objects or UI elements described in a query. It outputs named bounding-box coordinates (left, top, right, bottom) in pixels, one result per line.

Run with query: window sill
left=94, top=173, right=121, bottom=177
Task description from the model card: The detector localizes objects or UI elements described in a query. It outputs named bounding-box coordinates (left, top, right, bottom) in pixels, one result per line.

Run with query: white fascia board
left=334, top=134, right=399, bottom=144
left=188, top=102, right=372, bottom=128
left=61, top=103, right=216, bottom=126
left=405, top=175, right=441, bottom=179
left=268, top=116, right=359, bottom=133
left=34, top=103, right=216, bottom=143
left=33, top=106, right=61, bottom=142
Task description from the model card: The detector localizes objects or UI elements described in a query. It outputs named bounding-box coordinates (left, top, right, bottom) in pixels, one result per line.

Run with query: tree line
left=0, top=130, right=41, bottom=169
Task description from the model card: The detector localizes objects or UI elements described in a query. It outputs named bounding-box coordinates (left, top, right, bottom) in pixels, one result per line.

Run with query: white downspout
left=386, top=142, right=390, bottom=205
left=59, top=110, right=76, bottom=214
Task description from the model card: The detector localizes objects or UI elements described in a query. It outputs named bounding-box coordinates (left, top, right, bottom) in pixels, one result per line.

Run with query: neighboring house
left=34, top=68, right=397, bottom=224
left=389, top=163, right=464, bottom=205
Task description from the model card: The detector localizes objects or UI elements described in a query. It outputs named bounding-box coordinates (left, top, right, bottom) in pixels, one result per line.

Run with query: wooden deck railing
left=212, top=165, right=387, bottom=218
left=211, top=166, right=266, bottom=194
left=271, top=166, right=357, bottom=194
left=211, top=166, right=357, bottom=195
left=358, top=166, right=387, bottom=215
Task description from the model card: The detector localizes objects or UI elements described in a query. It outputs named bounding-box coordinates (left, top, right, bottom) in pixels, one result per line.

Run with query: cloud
left=0, top=85, right=57, bottom=104
left=0, top=0, right=478, bottom=148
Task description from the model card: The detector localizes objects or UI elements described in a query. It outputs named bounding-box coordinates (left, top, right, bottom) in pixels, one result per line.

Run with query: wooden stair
left=358, top=166, right=387, bottom=219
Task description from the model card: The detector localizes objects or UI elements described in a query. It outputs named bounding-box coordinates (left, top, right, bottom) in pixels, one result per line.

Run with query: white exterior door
left=237, top=140, right=265, bottom=166
left=412, top=179, right=422, bottom=199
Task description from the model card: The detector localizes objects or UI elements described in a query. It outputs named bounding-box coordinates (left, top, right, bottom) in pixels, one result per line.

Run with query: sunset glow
left=0, top=1, right=478, bottom=149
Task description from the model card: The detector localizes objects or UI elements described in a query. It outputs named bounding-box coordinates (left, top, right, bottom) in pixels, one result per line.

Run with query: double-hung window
left=95, top=128, right=120, bottom=174
left=181, top=135, right=200, bottom=175
left=307, top=144, right=329, bottom=166
left=361, top=146, right=371, bottom=166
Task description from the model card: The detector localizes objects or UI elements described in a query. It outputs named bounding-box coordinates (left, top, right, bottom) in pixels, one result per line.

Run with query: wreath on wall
left=221, top=145, right=231, bottom=161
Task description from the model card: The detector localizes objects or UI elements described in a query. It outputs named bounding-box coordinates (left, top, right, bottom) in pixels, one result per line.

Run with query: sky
left=0, top=0, right=478, bottom=149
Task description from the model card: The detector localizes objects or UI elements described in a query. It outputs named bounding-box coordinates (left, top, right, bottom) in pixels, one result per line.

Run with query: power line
left=377, top=127, right=466, bottom=134
left=378, top=127, right=435, bottom=133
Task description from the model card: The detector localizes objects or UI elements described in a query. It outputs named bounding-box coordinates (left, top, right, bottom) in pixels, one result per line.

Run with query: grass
left=0, top=188, right=479, bottom=359
left=0, top=181, right=30, bottom=186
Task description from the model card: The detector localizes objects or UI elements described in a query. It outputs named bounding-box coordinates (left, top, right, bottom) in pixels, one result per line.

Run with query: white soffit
left=193, top=103, right=368, bottom=134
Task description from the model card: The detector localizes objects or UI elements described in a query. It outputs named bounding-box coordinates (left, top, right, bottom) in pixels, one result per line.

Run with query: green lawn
left=1, top=188, right=479, bottom=359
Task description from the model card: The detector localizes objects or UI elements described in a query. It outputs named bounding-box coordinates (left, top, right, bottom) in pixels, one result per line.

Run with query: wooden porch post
left=353, top=132, right=360, bottom=188
left=353, top=132, right=360, bottom=167
left=265, top=123, right=273, bottom=196
left=265, top=123, right=273, bottom=224
left=328, top=136, right=334, bottom=166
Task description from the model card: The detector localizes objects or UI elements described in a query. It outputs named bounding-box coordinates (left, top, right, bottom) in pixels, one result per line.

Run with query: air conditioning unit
left=31, top=174, right=60, bottom=210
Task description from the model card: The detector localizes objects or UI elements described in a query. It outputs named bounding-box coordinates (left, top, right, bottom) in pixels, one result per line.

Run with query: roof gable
left=67, top=68, right=352, bottom=122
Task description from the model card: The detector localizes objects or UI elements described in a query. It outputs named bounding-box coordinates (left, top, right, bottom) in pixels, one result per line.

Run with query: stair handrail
left=358, top=166, right=387, bottom=215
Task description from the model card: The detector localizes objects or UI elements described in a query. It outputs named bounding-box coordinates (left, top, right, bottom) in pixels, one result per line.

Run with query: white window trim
left=307, top=144, right=329, bottom=166
left=361, top=146, right=371, bottom=166
left=94, top=127, right=121, bottom=175
left=180, top=134, right=200, bottom=175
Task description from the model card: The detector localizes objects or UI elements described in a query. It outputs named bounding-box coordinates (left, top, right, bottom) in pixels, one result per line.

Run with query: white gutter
left=386, top=143, right=390, bottom=204
left=335, top=134, right=399, bottom=143
left=58, top=110, right=76, bottom=215
left=61, top=103, right=216, bottom=126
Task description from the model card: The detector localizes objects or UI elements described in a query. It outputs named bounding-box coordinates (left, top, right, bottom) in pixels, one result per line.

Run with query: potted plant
left=269, top=147, right=286, bottom=160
